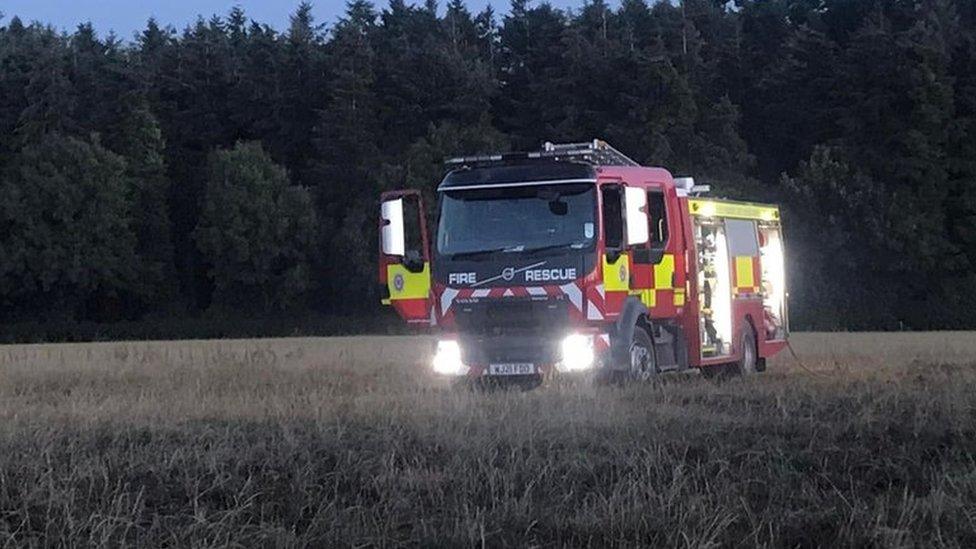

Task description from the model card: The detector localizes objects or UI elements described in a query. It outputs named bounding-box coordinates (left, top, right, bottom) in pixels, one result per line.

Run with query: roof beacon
left=674, top=177, right=710, bottom=197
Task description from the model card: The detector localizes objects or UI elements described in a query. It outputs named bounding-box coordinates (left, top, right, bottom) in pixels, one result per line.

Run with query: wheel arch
left=609, top=296, right=649, bottom=371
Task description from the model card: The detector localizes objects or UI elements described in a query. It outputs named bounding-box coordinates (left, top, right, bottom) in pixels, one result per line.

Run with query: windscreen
left=437, top=184, right=596, bottom=257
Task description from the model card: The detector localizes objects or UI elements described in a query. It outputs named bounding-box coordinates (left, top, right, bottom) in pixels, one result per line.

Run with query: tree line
left=0, top=0, right=974, bottom=334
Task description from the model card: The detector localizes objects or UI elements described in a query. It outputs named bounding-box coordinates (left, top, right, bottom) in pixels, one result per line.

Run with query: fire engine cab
left=379, top=140, right=788, bottom=385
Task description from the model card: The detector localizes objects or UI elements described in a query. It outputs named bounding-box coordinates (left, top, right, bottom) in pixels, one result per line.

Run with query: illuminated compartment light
left=761, top=229, right=787, bottom=336
left=712, top=230, right=733, bottom=350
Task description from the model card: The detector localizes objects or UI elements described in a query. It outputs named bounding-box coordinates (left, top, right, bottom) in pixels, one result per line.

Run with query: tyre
left=593, top=326, right=656, bottom=386
left=627, top=326, right=656, bottom=382
left=733, top=324, right=759, bottom=375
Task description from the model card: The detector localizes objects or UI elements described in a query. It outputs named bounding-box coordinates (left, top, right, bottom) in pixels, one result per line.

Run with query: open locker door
left=379, top=190, right=432, bottom=325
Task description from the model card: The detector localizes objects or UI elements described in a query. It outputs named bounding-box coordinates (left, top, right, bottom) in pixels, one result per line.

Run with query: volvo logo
left=471, top=261, right=546, bottom=287
left=467, top=260, right=578, bottom=287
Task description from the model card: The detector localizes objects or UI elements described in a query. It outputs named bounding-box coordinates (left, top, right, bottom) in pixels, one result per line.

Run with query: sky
left=0, top=0, right=606, bottom=41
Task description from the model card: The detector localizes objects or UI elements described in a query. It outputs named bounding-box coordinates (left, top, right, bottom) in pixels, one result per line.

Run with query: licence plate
left=488, top=363, right=535, bottom=376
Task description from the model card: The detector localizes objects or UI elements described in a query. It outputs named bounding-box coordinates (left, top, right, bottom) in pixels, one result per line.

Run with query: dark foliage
left=0, top=0, right=974, bottom=335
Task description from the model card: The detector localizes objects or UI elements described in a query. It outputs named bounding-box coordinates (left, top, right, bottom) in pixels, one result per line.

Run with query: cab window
left=726, top=219, right=759, bottom=256
left=648, top=190, right=668, bottom=249
left=633, top=190, right=668, bottom=264
left=601, top=185, right=623, bottom=250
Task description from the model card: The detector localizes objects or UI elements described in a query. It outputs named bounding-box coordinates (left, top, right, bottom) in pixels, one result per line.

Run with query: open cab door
left=379, top=190, right=433, bottom=325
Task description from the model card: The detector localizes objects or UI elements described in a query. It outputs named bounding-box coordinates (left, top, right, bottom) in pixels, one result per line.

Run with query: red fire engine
left=379, top=140, right=788, bottom=385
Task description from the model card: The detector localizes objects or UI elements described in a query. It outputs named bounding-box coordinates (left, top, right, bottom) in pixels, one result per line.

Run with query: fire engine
left=379, top=140, right=788, bottom=386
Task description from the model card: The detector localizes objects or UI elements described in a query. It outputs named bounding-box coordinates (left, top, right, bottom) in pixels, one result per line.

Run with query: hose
left=786, top=339, right=829, bottom=377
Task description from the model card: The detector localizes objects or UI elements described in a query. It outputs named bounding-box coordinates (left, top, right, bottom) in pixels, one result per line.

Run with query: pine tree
left=834, top=8, right=955, bottom=276
left=275, top=3, right=325, bottom=187
left=0, top=17, right=35, bottom=160
left=15, top=26, right=74, bottom=144
left=474, top=5, right=499, bottom=68
left=312, top=0, right=381, bottom=308
left=228, top=18, right=281, bottom=146
left=68, top=23, right=130, bottom=139
left=751, top=24, right=841, bottom=181
left=155, top=16, right=235, bottom=309
left=115, top=101, right=177, bottom=311
left=496, top=0, right=570, bottom=149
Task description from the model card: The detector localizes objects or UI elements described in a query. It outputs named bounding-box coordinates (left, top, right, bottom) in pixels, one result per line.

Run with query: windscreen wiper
left=521, top=242, right=582, bottom=255
left=449, top=247, right=513, bottom=260
left=450, top=243, right=581, bottom=260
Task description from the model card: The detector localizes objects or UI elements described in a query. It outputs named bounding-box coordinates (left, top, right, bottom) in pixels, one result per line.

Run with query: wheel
left=734, top=324, right=759, bottom=375
left=593, top=326, right=656, bottom=386
left=627, top=326, right=656, bottom=382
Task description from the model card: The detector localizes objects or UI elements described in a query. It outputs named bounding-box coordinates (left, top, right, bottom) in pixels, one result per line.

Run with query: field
left=1, top=333, right=975, bottom=547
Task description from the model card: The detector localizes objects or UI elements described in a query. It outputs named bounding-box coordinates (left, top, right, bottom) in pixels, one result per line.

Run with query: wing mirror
left=624, top=187, right=649, bottom=246
left=380, top=198, right=405, bottom=256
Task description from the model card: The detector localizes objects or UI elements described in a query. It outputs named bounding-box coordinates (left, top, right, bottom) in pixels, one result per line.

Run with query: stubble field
left=0, top=332, right=975, bottom=547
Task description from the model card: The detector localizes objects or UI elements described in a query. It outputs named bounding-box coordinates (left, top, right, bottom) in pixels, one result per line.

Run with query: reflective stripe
left=560, top=283, right=584, bottom=312
left=586, top=300, right=604, bottom=320
left=440, top=287, right=459, bottom=315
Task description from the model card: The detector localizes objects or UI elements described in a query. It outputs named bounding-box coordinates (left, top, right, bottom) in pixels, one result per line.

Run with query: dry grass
left=1, top=333, right=975, bottom=547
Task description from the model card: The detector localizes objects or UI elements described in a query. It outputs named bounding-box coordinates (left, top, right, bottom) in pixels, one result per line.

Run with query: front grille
left=454, top=297, right=568, bottom=336
left=454, top=297, right=569, bottom=364
left=461, top=333, right=561, bottom=364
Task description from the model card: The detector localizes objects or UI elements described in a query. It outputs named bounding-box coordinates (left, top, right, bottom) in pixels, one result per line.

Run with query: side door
left=631, top=187, right=683, bottom=315
left=379, top=190, right=432, bottom=324
left=692, top=214, right=734, bottom=358
left=598, top=182, right=650, bottom=319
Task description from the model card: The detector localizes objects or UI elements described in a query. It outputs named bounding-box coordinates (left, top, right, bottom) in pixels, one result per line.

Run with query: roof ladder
left=534, top=140, right=639, bottom=167
left=444, top=139, right=640, bottom=168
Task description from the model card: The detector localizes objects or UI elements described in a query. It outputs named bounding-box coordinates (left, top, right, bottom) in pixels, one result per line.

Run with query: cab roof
left=437, top=140, right=677, bottom=192
left=438, top=161, right=597, bottom=191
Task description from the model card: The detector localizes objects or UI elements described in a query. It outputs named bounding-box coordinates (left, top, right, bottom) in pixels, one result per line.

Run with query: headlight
left=560, top=334, right=595, bottom=371
left=432, top=340, right=468, bottom=376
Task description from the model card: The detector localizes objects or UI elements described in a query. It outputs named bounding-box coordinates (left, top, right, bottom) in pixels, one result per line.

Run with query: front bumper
left=431, top=330, right=610, bottom=378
